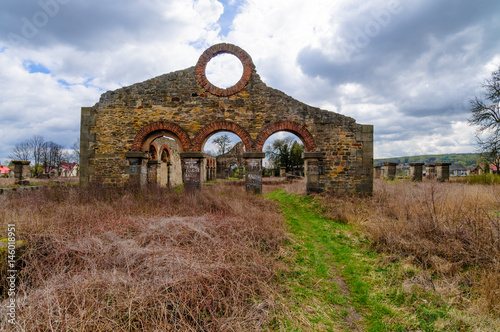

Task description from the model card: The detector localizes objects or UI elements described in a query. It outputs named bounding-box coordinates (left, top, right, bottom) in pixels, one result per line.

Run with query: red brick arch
left=159, top=144, right=171, bottom=162
left=255, top=121, right=318, bottom=152
left=149, top=142, right=159, bottom=160
left=193, top=120, right=253, bottom=152
left=130, top=121, right=191, bottom=152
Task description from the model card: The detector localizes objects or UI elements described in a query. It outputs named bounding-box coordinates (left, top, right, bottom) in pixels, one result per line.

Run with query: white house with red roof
left=0, top=165, right=10, bottom=176
left=59, top=162, right=79, bottom=177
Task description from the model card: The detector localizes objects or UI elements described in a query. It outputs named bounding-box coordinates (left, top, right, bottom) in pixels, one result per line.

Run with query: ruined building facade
left=80, top=43, right=373, bottom=194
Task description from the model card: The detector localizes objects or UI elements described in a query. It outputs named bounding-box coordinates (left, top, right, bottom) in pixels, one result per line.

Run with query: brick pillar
left=147, top=160, right=161, bottom=185
left=409, top=163, right=424, bottom=182
left=243, top=152, right=265, bottom=194
left=373, top=166, right=382, bottom=179
left=383, top=162, right=398, bottom=180
left=436, top=163, right=451, bottom=182
left=303, top=152, right=325, bottom=194
left=180, top=152, right=204, bottom=192
left=12, top=160, right=31, bottom=185
left=125, top=152, right=149, bottom=187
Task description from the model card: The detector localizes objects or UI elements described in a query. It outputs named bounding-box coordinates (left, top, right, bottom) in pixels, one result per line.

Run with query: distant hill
left=374, top=153, right=481, bottom=167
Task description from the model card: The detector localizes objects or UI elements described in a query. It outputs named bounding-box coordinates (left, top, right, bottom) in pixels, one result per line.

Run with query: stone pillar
left=125, top=152, right=149, bottom=187
left=425, top=164, right=436, bottom=179
left=409, top=163, right=424, bottom=182
left=147, top=160, right=161, bottom=185
left=383, top=162, right=398, bottom=180
left=12, top=160, right=31, bottom=185
left=303, top=152, right=325, bottom=194
left=243, top=152, right=265, bottom=194
left=167, top=162, right=172, bottom=185
left=436, top=163, right=451, bottom=182
left=280, top=167, right=286, bottom=177
left=180, top=152, right=204, bottom=192
left=373, top=166, right=382, bottom=179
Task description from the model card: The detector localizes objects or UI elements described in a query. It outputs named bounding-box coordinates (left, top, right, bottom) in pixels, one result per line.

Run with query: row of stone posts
left=374, top=163, right=451, bottom=182
left=126, top=151, right=325, bottom=194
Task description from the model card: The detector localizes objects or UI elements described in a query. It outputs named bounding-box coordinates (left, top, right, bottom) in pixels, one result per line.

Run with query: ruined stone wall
left=80, top=44, right=372, bottom=194
left=153, top=136, right=182, bottom=188
left=216, top=141, right=244, bottom=178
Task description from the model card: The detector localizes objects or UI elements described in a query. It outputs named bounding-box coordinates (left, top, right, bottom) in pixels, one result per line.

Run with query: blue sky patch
left=24, top=61, right=51, bottom=74
left=217, top=0, right=241, bottom=36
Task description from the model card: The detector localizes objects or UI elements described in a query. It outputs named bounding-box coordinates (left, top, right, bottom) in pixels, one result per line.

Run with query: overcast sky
left=1, top=0, right=500, bottom=164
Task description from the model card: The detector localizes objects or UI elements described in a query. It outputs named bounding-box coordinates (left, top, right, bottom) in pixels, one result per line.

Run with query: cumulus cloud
left=0, top=0, right=499, bottom=163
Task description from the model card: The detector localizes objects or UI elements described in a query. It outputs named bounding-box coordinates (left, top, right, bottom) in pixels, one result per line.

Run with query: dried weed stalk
left=0, top=184, right=285, bottom=331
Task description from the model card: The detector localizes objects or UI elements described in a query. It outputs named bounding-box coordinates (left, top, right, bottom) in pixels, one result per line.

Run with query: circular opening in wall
left=205, top=53, right=244, bottom=89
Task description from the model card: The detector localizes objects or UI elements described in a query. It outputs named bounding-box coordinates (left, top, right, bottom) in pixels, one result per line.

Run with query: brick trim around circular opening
left=196, top=43, right=255, bottom=97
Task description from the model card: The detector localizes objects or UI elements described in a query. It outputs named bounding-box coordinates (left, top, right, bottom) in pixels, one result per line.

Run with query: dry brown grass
left=0, top=176, right=79, bottom=188
left=317, top=179, right=500, bottom=316
left=0, top=184, right=285, bottom=331
left=0, top=178, right=15, bottom=187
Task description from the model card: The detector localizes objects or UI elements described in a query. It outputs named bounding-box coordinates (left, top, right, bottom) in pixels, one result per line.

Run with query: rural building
left=471, top=165, right=483, bottom=175
left=0, top=166, right=9, bottom=176
left=80, top=43, right=373, bottom=194
left=450, top=163, right=469, bottom=176
left=60, top=163, right=79, bottom=177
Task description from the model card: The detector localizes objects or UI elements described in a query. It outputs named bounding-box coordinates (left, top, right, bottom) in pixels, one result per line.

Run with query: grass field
left=1, top=179, right=499, bottom=331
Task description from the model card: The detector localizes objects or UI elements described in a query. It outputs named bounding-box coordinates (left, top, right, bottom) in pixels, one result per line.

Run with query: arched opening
left=128, top=122, right=189, bottom=188
left=146, top=136, right=182, bottom=188
left=149, top=143, right=158, bottom=160
left=262, top=132, right=305, bottom=178
left=203, top=131, right=245, bottom=180
left=255, top=121, right=317, bottom=153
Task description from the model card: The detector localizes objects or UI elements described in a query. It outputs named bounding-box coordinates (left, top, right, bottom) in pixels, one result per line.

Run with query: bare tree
left=476, top=135, right=500, bottom=173
left=9, top=140, right=31, bottom=161
left=29, top=135, right=45, bottom=176
left=71, top=138, right=80, bottom=163
left=469, top=67, right=500, bottom=163
left=213, top=134, right=233, bottom=156
left=41, top=141, right=64, bottom=173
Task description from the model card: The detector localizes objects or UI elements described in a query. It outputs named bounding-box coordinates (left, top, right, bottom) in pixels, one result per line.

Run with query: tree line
left=9, top=135, right=79, bottom=177
left=265, top=138, right=304, bottom=176
left=208, top=133, right=306, bottom=176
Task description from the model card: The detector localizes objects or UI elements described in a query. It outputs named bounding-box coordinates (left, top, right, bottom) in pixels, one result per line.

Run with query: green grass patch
left=268, top=190, right=459, bottom=331
left=454, top=173, right=500, bottom=185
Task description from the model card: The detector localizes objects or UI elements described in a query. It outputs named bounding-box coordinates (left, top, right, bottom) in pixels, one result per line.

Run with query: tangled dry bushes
left=0, top=184, right=285, bottom=331
left=319, top=179, right=500, bottom=315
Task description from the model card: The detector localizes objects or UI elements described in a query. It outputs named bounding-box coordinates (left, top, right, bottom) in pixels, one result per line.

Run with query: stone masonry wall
left=81, top=44, right=373, bottom=194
